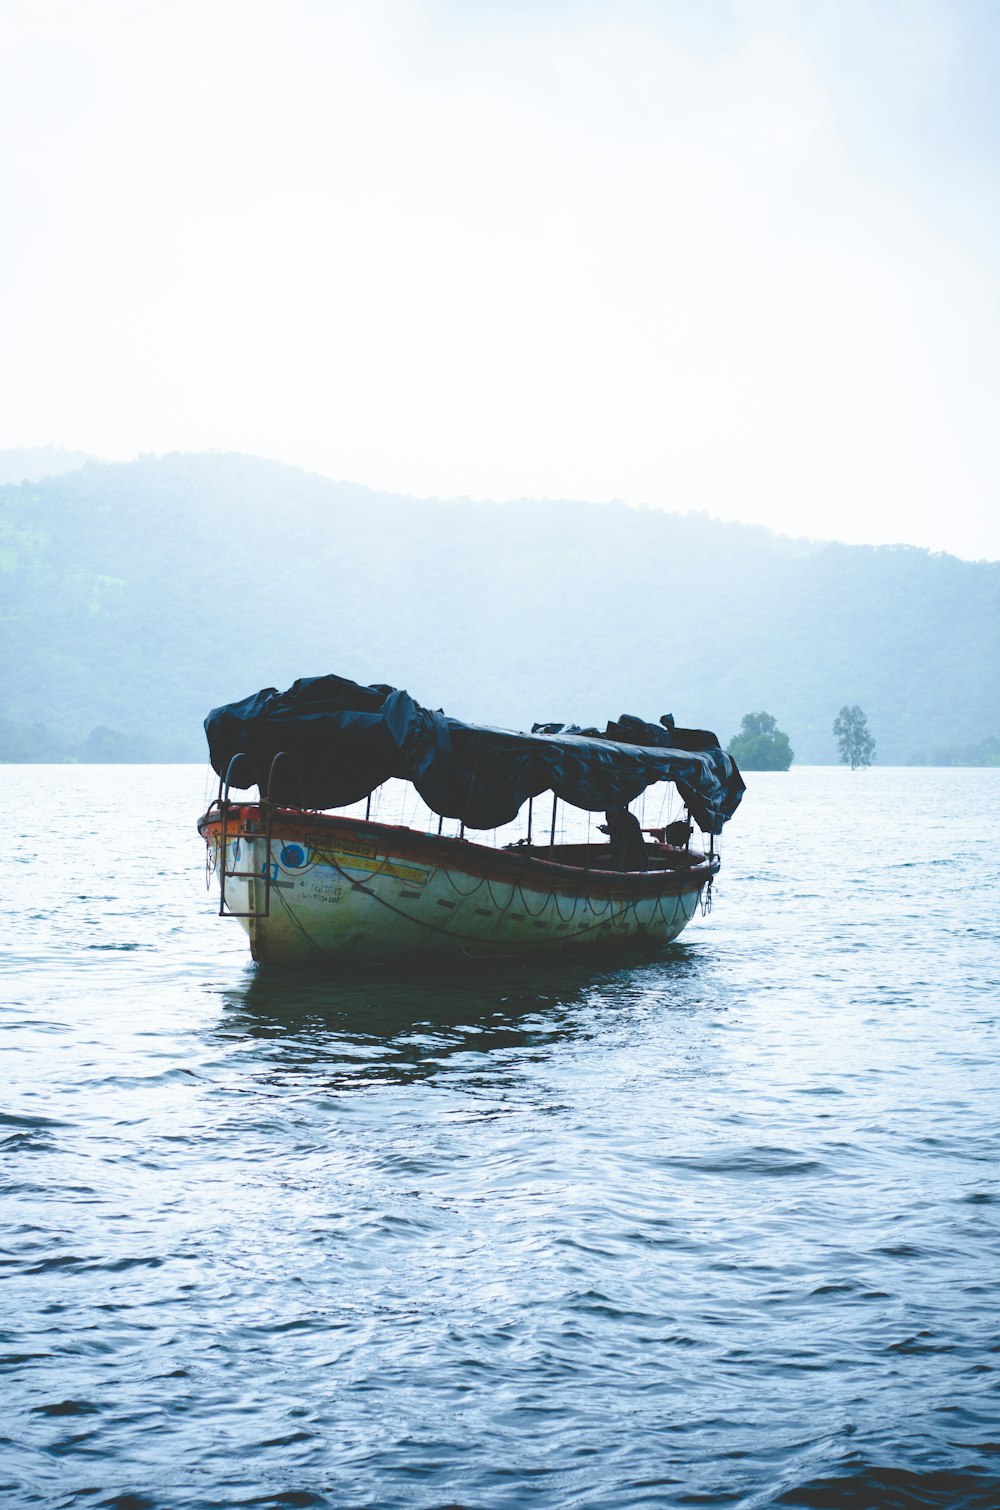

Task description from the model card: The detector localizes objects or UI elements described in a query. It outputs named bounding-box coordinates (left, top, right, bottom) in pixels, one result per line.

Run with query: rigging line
left=440, top=868, right=489, bottom=899
left=270, top=883, right=333, bottom=955
left=431, top=856, right=564, bottom=920
left=270, top=850, right=699, bottom=951
left=617, top=895, right=642, bottom=929
left=551, top=888, right=579, bottom=923
left=292, top=824, right=430, bottom=891
left=514, top=881, right=553, bottom=919
left=484, top=875, right=517, bottom=913
left=568, top=905, right=634, bottom=939
left=611, top=895, right=631, bottom=929
left=461, top=731, right=483, bottom=830
left=655, top=890, right=690, bottom=927
left=316, top=853, right=536, bottom=946
left=270, top=817, right=702, bottom=935
left=438, top=840, right=605, bottom=903
left=305, top=843, right=647, bottom=945
left=462, top=900, right=653, bottom=954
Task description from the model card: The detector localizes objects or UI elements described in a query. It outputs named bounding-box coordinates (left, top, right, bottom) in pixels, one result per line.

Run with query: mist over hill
left=1, top=452, right=997, bottom=765
left=0, top=446, right=102, bottom=487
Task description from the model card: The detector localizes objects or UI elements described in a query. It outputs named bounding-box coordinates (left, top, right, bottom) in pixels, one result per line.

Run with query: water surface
left=3, top=765, right=999, bottom=1508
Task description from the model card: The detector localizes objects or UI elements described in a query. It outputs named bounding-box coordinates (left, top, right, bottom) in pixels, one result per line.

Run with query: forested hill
left=0, top=445, right=100, bottom=486
left=1, top=452, right=997, bottom=764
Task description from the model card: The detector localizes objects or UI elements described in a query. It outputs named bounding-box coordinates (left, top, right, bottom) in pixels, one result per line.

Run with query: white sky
left=2, top=0, right=999, bottom=559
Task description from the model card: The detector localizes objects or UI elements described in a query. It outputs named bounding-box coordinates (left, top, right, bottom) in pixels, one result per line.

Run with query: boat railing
left=214, top=750, right=303, bottom=919
left=207, top=752, right=715, bottom=911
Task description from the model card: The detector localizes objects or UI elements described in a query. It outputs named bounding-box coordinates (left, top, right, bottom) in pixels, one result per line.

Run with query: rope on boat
left=550, top=888, right=580, bottom=924
left=514, top=881, right=551, bottom=919
left=438, top=867, right=491, bottom=900
left=483, top=874, right=517, bottom=911
left=433, top=853, right=645, bottom=926
left=261, top=813, right=701, bottom=925
left=289, top=852, right=580, bottom=947
left=225, top=812, right=704, bottom=950
left=270, top=845, right=680, bottom=951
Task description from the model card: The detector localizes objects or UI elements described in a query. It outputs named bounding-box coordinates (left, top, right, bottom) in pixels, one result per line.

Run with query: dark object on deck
left=664, top=817, right=693, bottom=847
left=601, top=807, right=649, bottom=872
left=647, top=817, right=694, bottom=848
left=205, top=674, right=745, bottom=833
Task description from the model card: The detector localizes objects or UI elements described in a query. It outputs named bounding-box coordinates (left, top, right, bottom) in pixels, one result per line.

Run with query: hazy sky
left=3, top=0, right=999, bottom=558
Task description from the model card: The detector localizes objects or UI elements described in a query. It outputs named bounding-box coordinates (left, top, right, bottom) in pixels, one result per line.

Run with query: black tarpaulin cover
left=205, top=675, right=745, bottom=834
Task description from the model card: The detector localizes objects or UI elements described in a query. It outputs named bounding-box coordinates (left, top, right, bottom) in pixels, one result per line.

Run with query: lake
left=3, top=764, right=999, bottom=1509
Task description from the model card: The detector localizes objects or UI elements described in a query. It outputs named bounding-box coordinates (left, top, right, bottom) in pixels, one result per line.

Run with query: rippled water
left=3, top=764, right=1000, bottom=1509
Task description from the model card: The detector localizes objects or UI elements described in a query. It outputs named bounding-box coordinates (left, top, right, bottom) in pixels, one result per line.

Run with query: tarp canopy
left=205, top=675, right=745, bottom=834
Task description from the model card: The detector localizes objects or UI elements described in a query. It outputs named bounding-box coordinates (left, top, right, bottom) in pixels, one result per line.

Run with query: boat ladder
left=217, top=805, right=273, bottom=919
left=214, top=751, right=301, bottom=920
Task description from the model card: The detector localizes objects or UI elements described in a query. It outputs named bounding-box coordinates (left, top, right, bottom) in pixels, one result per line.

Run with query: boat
left=197, top=674, right=745, bottom=964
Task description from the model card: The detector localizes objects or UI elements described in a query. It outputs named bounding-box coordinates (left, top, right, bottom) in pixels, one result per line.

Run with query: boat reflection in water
left=214, top=945, right=708, bottom=1092
left=199, top=674, right=745, bottom=966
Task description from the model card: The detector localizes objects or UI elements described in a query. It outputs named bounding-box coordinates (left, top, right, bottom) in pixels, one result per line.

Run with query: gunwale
left=197, top=804, right=718, bottom=900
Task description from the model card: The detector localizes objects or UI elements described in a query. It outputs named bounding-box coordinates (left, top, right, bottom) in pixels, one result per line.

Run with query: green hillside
left=1, top=452, right=997, bottom=764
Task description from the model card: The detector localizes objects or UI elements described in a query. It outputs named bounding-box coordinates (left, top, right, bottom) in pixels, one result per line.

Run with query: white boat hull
left=199, top=806, right=716, bottom=964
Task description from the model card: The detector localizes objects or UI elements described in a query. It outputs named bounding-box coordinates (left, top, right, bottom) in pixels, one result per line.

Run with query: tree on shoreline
left=727, top=712, right=794, bottom=771
left=834, top=705, right=876, bottom=769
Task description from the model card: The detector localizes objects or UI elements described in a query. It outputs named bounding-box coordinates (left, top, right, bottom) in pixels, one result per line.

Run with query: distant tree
left=82, top=725, right=138, bottom=762
left=0, top=718, right=71, bottom=762
left=3, top=451, right=999, bottom=766
left=727, top=711, right=794, bottom=771
left=834, top=705, right=876, bottom=770
left=924, top=734, right=1000, bottom=768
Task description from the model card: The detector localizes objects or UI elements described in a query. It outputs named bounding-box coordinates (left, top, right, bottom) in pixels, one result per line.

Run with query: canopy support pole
left=550, top=793, right=558, bottom=847
left=527, top=797, right=533, bottom=848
